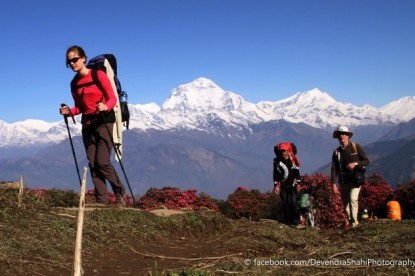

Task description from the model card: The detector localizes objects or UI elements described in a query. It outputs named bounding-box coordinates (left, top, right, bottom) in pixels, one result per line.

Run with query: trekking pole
left=61, top=104, right=82, bottom=186
left=98, top=108, right=136, bottom=204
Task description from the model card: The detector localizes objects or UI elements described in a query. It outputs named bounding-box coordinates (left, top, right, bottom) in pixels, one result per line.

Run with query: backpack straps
left=70, top=75, right=79, bottom=93
left=91, top=69, right=106, bottom=103
left=72, top=69, right=105, bottom=101
left=90, top=68, right=104, bottom=94
left=70, top=69, right=102, bottom=92
left=335, top=147, right=342, bottom=173
left=352, top=142, right=357, bottom=154
left=336, top=143, right=357, bottom=173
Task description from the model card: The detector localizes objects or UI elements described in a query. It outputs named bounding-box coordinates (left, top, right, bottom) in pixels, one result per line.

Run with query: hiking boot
left=85, top=202, right=109, bottom=208
left=290, top=224, right=305, bottom=229
left=116, top=194, right=126, bottom=207
left=295, top=224, right=305, bottom=229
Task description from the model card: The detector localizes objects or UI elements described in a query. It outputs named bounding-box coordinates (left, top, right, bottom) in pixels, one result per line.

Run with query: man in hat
left=331, top=126, right=369, bottom=228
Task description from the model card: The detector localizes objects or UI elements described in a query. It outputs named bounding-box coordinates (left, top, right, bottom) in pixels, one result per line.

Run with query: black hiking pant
left=280, top=185, right=299, bottom=225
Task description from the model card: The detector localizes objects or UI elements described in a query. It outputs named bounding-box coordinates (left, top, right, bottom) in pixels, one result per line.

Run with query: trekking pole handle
left=61, top=103, right=76, bottom=124
left=60, top=104, right=69, bottom=124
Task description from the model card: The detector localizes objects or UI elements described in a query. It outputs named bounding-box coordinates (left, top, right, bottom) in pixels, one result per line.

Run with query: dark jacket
left=331, top=142, right=370, bottom=184
left=273, top=156, right=301, bottom=187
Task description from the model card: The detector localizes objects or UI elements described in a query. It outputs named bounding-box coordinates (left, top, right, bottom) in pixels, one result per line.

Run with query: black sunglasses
left=66, top=57, right=82, bottom=65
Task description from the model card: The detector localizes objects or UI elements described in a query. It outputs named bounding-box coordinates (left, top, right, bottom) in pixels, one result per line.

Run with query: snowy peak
left=257, top=87, right=384, bottom=128
left=0, top=119, right=80, bottom=147
left=161, top=77, right=251, bottom=113
left=380, top=96, right=415, bottom=121
left=281, top=88, right=336, bottom=106
left=183, top=77, right=219, bottom=90
left=158, top=77, right=264, bottom=130
left=162, top=77, right=227, bottom=110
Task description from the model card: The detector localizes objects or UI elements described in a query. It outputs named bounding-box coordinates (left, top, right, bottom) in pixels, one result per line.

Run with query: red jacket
left=70, top=69, right=117, bottom=116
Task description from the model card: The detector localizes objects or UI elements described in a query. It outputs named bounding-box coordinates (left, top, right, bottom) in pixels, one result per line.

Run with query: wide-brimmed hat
left=333, top=125, right=353, bottom=138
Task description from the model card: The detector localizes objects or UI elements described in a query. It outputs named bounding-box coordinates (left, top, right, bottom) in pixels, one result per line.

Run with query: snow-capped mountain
left=380, top=96, right=415, bottom=121
left=128, top=77, right=408, bottom=131
left=0, top=119, right=75, bottom=148
left=257, top=89, right=396, bottom=129
left=1, top=77, right=414, bottom=196
left=0, top=77, right=413, bottom=148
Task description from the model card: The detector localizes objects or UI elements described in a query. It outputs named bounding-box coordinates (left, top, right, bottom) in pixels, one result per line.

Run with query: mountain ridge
left=0, top=76, right=414, bottom=197
left=2, top=119, right=414, bottom=199
left=1, top=77, right=413, bottom=148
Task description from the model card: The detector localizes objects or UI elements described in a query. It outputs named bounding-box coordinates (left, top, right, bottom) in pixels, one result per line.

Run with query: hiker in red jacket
left=273, top=142, right=303, bottom=228
left=60, top=45, right=126, bottom=206
left=331, top=126, right=369, bottom=228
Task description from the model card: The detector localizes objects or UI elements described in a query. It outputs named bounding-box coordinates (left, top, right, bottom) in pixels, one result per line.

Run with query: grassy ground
left=1, top=189, right=414, bottom=275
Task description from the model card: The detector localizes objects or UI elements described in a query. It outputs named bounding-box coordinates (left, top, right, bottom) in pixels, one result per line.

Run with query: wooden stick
left=0, top=176, right=24, bottom=207
left=130, top=247, right=243, bottom=261
left=18, top=175, right=24, bottom=207
left=73, top=167, right=88, bottom=276
left=329, top=251, right=352, bottom=258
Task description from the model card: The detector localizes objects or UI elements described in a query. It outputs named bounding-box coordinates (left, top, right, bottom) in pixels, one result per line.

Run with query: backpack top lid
left=274, top=142, right=300, bottom=167
left=277, top=143, right=291, bottom=152
left=87, top=54, right=118, bottom=75
left=274, top=142, right=297, bottom=155
left=85, top=54, right=123, bottom=94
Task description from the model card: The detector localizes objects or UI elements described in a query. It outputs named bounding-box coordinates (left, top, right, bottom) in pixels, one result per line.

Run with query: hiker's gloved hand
left=295, top=181, right=301, bottom=192
left=347, top=162, right=358, bottom=171
left=60, top=105, right=70, bottom=115
left=96, top=102, right=108, bottom=112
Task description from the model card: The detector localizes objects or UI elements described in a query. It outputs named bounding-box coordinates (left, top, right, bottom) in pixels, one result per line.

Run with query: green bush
left=44, top=189, right=79, bottom=207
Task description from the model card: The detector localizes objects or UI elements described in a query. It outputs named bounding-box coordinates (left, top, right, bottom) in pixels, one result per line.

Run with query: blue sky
left=1, top=0, right=414, bottom=123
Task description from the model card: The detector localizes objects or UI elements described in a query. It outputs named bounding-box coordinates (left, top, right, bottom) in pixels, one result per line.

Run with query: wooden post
left=0, top=176, right=24, bottom=207
left=18, top=175, right=24, bottom=207
left=73, top=166, right=88, bottom=276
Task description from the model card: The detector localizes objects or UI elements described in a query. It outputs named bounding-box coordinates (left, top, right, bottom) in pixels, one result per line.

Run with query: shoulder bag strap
left=352, top=142, right=357, bottom=154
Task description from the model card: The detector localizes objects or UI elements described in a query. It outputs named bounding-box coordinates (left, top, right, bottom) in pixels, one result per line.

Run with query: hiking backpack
left=273, top=141, right=301, bottom=184
left=274, top=141, right=300, bottom=167
left=86, top=54, right=130, bottom=130
left=298, top=193, right=311, bottom=209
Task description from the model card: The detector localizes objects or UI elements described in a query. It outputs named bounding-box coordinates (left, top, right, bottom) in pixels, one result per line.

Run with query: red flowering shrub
left=221, top=187, right=277, bottom=221
left=299, top=174, right=347, bottom=229
left=193, top=192, right=219, bottom=211
left=34, top=188, right=47, bottom=197
left=85, top=189, right=96, bottom=204
left=137, top=187, right=218, bottom=211
left=394, top=179, right=415, bottom=219
left=359, top=173, right=393, bottom=218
